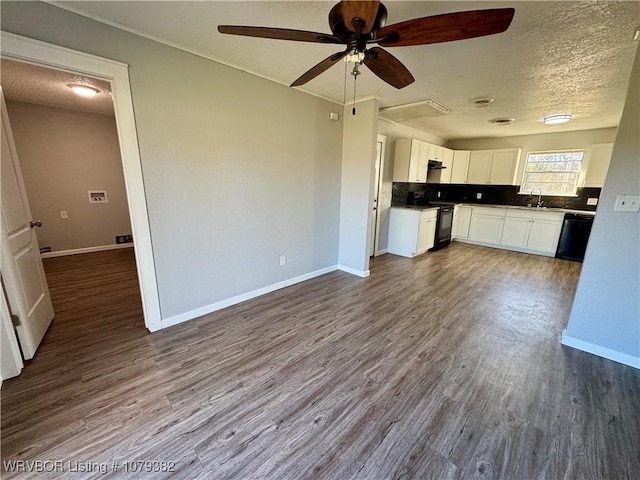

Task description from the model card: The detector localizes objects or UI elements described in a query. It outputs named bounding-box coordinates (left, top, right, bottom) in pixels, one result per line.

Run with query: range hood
left=428, top=160, right=447, bottom=170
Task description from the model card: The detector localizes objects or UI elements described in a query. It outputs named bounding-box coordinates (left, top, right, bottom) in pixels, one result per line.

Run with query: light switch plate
left=586, top=198, right=598, bottom=206
left=614, top=194, right=640, bottom=212
left=476, top=192, right=482, bottom=199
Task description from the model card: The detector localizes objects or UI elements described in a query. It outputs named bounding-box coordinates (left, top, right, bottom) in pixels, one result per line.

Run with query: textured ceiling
left=49, top=1, right=640, bottom=139
left=1, top=59, right=114, bottom=116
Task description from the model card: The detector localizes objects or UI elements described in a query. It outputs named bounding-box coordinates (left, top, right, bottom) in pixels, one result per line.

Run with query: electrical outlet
left=437, top=191, right=442, bottom=198
left=614, top=194, right=640, bottom=212
left=586, top=198, right=598, bottom=206
left=60, top=210, right=68, bottom=218
left=476, top=192, right=483, bottom=200
left=279, top=255, right=286, bottom=266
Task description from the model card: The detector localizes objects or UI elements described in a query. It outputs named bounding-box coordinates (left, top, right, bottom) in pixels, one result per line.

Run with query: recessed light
left=543, top=114, right=572, bottom=125
left=489, top=117, right=515, bottom=125
left=68, top=84, right=99, bottom=97
left=472, top=98, right=494, bottom=108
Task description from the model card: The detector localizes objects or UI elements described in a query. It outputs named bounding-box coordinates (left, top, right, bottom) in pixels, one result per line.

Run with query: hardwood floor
left=1, top=245, right=639, bottom=479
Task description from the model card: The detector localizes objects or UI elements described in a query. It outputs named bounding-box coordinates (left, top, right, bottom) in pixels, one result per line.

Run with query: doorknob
left=29, top=220, right=42, bottom=228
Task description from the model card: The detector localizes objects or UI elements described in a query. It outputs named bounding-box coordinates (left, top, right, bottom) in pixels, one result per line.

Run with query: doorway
left=0, top=32, right=161, bottom=378
left=370, top=134, right=386, bottom=257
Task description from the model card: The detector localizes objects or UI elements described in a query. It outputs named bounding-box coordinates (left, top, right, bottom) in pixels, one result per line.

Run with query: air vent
left=472, top=98, right=494, bottom=108
left=489, top=117, right=515, bottom=126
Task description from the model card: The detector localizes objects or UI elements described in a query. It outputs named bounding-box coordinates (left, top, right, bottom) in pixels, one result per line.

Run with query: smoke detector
left=489, top=117, right=515, bottom=126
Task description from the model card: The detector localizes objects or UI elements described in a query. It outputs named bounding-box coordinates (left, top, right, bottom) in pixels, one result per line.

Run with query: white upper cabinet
left=451, top=150, right=470, bottom=184
left=490, top=148, right=521, bottom=185
left=466, top=148, right=521, bottom=185
left=439, top=148, right=454, bottom=183
left=393, top=138, right=428, bottom=183
left=584, top=143, right=614, bottom=188
left=467, top=150, right=493, bottom=184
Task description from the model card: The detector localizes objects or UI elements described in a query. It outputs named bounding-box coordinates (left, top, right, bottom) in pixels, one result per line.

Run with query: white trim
left=1, top=32, right=162, bottom=332
left=1, top=283, right=24, bottom=381
left=338, top=265, right=371, bottom=278
left=374, top=249, right=388, bottom=256
left=41, top=243, right=133, bottom=259
left=41, top=1, right=343, bottom=107
left=162, top=265, right=339, bottom=329
left=561, top=331, right=640, bottom=369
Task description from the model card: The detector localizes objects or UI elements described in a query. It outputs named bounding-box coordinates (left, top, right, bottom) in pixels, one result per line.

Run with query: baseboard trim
left=374, top=249, right=388, bottom=256
left=161, top=265, right=339, bottom=329
left=561, top=331, right=640, bottom=369
left=338, top=265, right=370, bottom=278
left=41, top=243, right=134, bottom=258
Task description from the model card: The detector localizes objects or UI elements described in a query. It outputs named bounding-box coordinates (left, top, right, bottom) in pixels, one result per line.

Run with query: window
left=519, top=150, right=585, bottom=196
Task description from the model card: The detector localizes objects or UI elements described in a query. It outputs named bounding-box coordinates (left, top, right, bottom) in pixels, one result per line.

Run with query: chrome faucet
left=531, top=187, right=544, bottom=208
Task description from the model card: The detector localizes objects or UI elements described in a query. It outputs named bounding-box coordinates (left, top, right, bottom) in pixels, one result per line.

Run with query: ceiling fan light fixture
left=68, top=84, right=99, bottom=97
left=489, top=117, right=515, bottom=125
left=543, top=114, right=572, bottom=125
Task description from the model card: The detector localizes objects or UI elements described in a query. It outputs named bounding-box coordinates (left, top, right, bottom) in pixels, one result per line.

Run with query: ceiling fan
left=218, top=1, right=515, bottom=89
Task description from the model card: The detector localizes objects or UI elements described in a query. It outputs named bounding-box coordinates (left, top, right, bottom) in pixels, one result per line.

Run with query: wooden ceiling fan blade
left=291, top=51, right=349, bottom=87
left=218, top=26, right=342, bottom=44
left=377, top=8, right=515, bottom=47
left=363, top=47, right=415, bottom=89
left=341, top=0, right=380, bottom=34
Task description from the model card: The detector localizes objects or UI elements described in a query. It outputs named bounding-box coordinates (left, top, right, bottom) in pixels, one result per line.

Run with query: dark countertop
left=392, top=203, right=596, bottom=216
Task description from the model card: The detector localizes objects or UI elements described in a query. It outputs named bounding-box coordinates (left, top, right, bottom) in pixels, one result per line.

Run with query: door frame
left=1, top=32, right=162, bottom=332
left=372, top=134, right=386, bottom=256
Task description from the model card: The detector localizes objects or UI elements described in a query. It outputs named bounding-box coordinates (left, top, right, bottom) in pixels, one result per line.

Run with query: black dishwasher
left=555, top=214, right=594, bottom=262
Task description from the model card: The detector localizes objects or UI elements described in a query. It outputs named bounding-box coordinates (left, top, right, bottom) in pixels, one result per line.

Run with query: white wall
left=563, top=48, right=640, bottom=368
left=376, top=118, right=447, bottom=252
left=1, top=2, right=343, bottom=320
left=338, top=98, right=379, bottom=276
left=448, top=128, right=617, bottom=186
left=5, top=101, right=131, bottom=253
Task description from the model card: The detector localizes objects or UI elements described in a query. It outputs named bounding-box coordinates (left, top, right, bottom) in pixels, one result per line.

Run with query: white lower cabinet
left=388, top=207, right=438, bottom=258
left=452, top=205, right=472, bottom=239
left=459, top=206, right=565, bottom=257
left=500, top=210, right=564, bottom=255
left=469, top=207, right=506, bottom=244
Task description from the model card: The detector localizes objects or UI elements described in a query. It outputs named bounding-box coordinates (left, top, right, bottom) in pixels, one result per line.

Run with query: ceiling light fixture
left=543, top=114, right=572, bottom=125
left=68, top=84, right=99, bottom=97
left=424, top=99, right=451, bottom=115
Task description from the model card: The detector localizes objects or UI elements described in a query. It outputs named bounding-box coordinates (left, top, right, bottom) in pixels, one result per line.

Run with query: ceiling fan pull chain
left=352, top=63, right=360, bottom=116
left=343, top=61, right=348, bottom=107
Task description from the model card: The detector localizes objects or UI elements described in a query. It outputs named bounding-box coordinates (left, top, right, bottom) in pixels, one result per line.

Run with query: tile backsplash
left=392, top=183, right=601, bottom=211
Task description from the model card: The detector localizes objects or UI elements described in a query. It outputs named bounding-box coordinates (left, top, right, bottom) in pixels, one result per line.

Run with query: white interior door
left=370, top=140, right=383, bottom=257
left=1, top=89, right=54, bottom=360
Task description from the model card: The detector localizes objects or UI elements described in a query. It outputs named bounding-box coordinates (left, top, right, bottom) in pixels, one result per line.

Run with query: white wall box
left=387, top=207, right=438, bottom=257
left=450, top=150, right=470, bottom=184
left=584, top=143, right=614, bottom=188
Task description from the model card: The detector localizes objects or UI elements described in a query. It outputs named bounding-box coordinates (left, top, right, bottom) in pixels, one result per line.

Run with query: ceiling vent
left=472, top=98, right=494, bottom=108
left=379, top=99, right=451, bottom=123
left=489, top=117, right=515, bottom=126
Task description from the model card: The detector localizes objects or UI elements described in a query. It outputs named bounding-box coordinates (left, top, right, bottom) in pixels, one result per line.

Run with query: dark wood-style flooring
left=1, top=244, right=639, bottom=479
